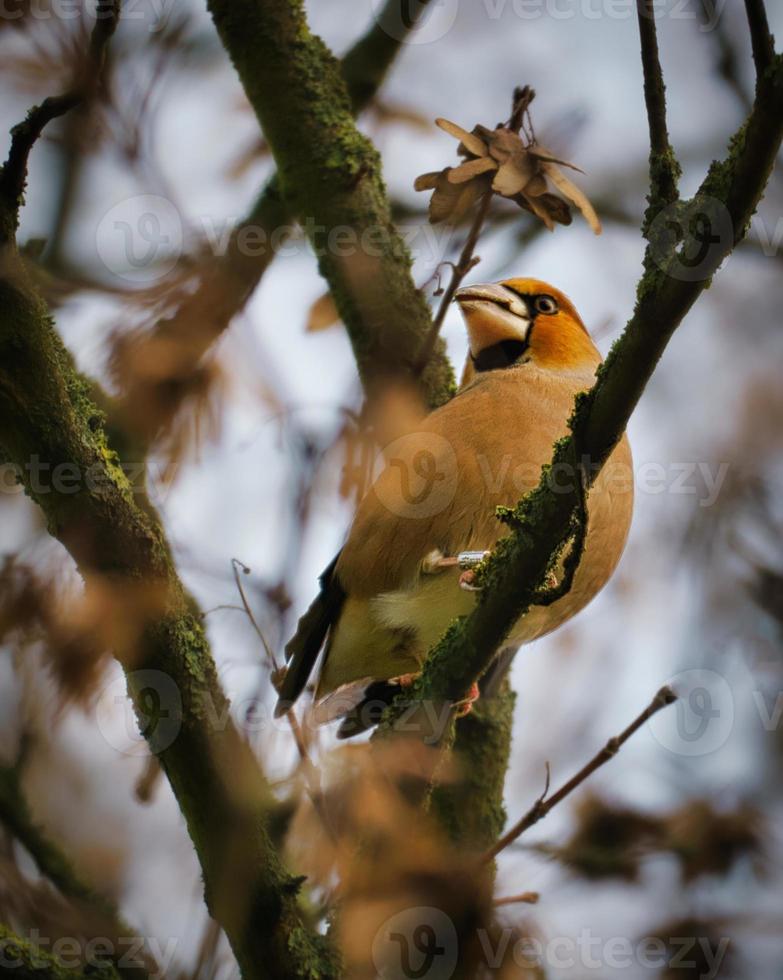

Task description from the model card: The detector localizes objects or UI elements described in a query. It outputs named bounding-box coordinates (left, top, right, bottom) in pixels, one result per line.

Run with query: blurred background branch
left=0, top=0, right=121, bottom=241
left=111, top=0, right=446, bottom=453
left=0, top=16, right=335, bottom=978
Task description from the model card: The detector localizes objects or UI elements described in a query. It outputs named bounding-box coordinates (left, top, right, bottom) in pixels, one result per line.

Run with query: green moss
left=429, top=684, right=516, bottom=850
left=286, top=927, right=341, bottom=980
left=0, top=925, right=120, bottom=980
left=206, top=0, right=456, bottom=410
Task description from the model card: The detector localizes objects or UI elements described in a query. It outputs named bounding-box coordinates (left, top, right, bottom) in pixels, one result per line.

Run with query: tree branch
left=482, top=686, right=677, bottom=863
left=0, top=0, right=121, bottom=239
left=381, top=41, right=783, bottom=741
left=0, top=765, right=157, bottom=980
left=340, top=0, right=438, bottom=113
left=0, top=4, right=448, bottom=973
left=0, top=924, right=121, bottom=980
left=414, top=185, right=491, bottom=375
left=0, top=764, right=113, bottom=913
left=0, top=261, right=334, bottom=977
left=636, top=0, right=680, bottom=216
left=206, top=0, right=453, bottom=415
left=744, top=0, right=774, bottom=81
left=429, top=676, right=516, bottom=850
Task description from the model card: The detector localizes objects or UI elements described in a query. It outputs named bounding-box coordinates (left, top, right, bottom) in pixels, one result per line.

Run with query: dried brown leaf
left=524, top=173, right=548, bottom=197
left=528, top=144, right=586, bottom=173
left=306, top=292, right=340, bottom=332
left=447, top=156, right=497, bottom=184
left=417, top=167, right=488, bottom=224
left=413, top=170, right=442, bottom=192
left=492, top=149, right=537, bottom=197
left=542, top=162, right=602, bottom=234
left=487, top=127, right=526, bottom=163
left=519, top=191, right=556, bottom=231
left=435, top=117, right=488, bottom=157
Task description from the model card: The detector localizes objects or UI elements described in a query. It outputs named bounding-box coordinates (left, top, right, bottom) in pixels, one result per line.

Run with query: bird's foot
left=457, top=551, right=491, bottom=591
left=422, top=550, right=490, bottom=582
left=388, top=671, right=420, bottom=688
left=459, top=568, right=481, bottom=591
left=453, top=681, right=480, bottom=717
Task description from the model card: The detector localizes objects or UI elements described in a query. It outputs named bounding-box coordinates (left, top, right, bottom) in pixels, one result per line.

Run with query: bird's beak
left=455, top=282, right=532, bottom=356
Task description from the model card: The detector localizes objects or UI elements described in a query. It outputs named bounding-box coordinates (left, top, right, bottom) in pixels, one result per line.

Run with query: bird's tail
left=274, top=552, right=345, bottom=717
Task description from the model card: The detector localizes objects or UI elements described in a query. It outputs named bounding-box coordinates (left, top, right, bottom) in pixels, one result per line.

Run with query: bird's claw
left=389, top=672, right=420, bottom=687
left=459, top=569, right=481, bottom=591
left=453, top=681, right=480, bottom=717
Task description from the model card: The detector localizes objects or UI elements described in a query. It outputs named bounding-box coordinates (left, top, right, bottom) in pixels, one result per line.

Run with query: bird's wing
left=336, top=371, right=568, bottom=597
left=274, top=552, right=345, bottom=716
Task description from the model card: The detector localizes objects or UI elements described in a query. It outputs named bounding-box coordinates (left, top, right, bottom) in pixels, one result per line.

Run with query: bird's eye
left=534, top=294, right=558, bottom=315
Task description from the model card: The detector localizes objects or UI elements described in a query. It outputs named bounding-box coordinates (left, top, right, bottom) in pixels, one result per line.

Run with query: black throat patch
left=471, top=338, right=528, bottom=372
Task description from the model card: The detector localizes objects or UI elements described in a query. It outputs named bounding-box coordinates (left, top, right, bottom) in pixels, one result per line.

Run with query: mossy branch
left=0, top=925, right=121, bottom=980
left=382, top=40, right=783, bottom=742
left=0, top=765, right=157, bottom=980
left=0, top=252, right=335, bottom=979
left=429, top=678, right=516, bottom=851
left=744, top=0, right=774, bottom=81
left=636, top=0, right=681, bottom=227
left=206, top=0, right=454, bottom=412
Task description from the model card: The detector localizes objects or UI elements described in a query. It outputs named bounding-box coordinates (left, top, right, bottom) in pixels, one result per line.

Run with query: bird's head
left=455, top=277, right=600, bottom=383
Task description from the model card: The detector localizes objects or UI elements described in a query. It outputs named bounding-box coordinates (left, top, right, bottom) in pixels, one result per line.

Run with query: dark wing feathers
left=274, top=552, right=345, bottom=716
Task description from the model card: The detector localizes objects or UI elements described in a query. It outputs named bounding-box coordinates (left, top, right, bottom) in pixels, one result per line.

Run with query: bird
left=276, top=277, right=634, bottom=736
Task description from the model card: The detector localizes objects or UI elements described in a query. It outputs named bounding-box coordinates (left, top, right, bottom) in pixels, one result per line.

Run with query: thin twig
left=0, top=0, right=121, bottom=214
left=508, top=84, right=536, bottom=133
left=744, top=0, right=775, bottom=81
left=481, top=686, right=677, bottom=864
left=231, top=560, right=337, bottom=841
left=493, top=891, right=539, bottom=907
left=232, top=559, right=280, bottom=671
left=414, top=85, right=536, bottom=375
left=636, top=0, right=670, bottom=157
left=414, top=186, right=492, bottom=374
left=636, top=0, right=680, bottom=208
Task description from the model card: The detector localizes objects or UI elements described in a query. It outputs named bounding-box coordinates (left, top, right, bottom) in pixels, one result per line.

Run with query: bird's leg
left=387, top=674, right=479, bottom=717
left=457, top=551, right=491, bottom=591
left=421, top=549, right=460, bottom=574
left=453, top=681, right=481, bottom=717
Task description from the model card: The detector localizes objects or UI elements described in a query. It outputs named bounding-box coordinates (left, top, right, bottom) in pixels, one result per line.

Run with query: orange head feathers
left=455, top=277, right=599, bottom=382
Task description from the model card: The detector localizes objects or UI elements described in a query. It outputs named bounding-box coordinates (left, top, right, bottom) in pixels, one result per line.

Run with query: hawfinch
left=277, top=278, right=633, bottom=735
